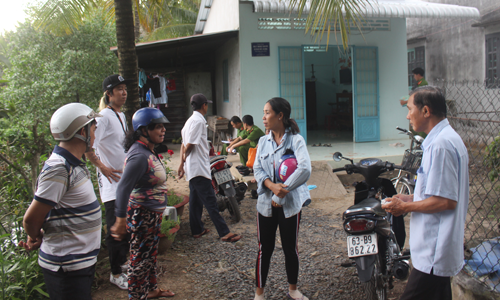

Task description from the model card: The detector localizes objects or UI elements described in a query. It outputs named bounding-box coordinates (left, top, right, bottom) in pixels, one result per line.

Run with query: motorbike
left=332, top=152, right=410, bottom=300
left=209, top=154, right=246, bottom=222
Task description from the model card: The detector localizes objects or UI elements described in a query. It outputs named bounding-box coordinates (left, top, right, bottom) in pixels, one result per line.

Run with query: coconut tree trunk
left=134, top=1, right=140, bottom=42
left=114, top=0, right=140, bottom=129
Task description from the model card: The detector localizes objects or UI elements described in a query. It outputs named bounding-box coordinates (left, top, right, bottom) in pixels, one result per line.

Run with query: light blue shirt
left=253, top=130, right=311, bottom=218
left=410, top=118, right=469, bottom=277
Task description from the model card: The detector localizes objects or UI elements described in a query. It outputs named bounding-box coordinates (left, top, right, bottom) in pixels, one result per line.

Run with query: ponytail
left=99, top=91, right=109, bottom=112
left=285, top=118, right=300, bottom=135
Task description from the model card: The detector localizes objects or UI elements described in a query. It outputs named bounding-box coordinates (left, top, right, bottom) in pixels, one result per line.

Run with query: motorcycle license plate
left=214, top=169, right=233, bottom=185
left=346, top=233, right=378, bottom=258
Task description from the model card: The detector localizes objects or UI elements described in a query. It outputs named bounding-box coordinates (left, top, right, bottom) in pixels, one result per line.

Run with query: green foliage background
left=0, top=10, right=118, bottom=298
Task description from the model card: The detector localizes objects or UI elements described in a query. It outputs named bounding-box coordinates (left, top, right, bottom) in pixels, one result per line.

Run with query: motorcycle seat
left=344, top=198, right=386, bottom=218
left=210, top=155, right=227, bottom=164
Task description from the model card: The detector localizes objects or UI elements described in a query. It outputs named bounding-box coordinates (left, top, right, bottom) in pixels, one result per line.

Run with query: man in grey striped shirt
left=20, top=103, right=102, bottom=300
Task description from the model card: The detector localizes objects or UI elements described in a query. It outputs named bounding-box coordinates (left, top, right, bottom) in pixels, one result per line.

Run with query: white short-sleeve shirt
left=181, top=111, right=211, bottom=181
left=92, top=108, right=127, bottom=202
left=410, top=118, right=469, bottom=277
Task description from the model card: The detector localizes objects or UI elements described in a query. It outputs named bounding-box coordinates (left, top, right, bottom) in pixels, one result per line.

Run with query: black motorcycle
left=332, top=152, right=410, bottom=300
left=209, top=155, right=246, bottom=222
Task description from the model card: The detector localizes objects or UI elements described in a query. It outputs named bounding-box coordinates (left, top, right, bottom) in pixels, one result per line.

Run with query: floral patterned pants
left=126, top=203, right=162, bottom=300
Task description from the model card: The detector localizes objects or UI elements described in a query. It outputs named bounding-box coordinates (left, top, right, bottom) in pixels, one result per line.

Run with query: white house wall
left=238, top=2, right=409, bottom=141
left=203, top=0, right=240, bottom=34
left=214, top=37, right=241, bottom=135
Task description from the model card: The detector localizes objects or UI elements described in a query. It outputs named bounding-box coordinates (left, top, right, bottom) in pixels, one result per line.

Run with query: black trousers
left=189, top=176, right=230, bottom=237
left=104, top=200, right=129, bottom=275
left=399, top=268, right=452, bottom=300
left=42, top=264, right=95, bottom=300
left=255, top=207, right=301, bottom=288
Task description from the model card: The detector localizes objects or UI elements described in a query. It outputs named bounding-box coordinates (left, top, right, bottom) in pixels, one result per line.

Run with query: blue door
left=278, top=47, right=307, bottom=143
left=353, top=46, right=380, bottom=142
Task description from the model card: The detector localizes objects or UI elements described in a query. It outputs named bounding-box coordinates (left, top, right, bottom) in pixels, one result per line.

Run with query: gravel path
left=170, top=194, right=405, bottom=300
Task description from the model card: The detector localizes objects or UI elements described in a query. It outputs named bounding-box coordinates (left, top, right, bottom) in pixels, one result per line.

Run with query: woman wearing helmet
left=253, top=97, right=312, bottom=300
left=110, top=108, right=174, bottom=299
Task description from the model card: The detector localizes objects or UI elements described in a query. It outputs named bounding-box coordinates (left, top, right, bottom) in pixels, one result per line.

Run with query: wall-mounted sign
left=252, top=42, right=270, bottom=57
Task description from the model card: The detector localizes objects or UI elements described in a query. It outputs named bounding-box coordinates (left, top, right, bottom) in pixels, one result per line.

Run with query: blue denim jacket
left=253, top=130, right=311, bottom=218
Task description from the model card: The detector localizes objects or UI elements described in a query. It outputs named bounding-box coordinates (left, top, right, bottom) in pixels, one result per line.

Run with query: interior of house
left=303, top=46, right=353, bottom=146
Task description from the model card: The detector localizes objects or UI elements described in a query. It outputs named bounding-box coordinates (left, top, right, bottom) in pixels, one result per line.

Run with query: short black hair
left=409, top=86, right=446, bottom=118
left=412, top=67, right=425, bottom=77
left=230, top=116, right=242, bottom=124
left=242, top=115, right=254, bottom=126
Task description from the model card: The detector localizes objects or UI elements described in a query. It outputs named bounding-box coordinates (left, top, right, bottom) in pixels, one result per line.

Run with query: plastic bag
left=246, top=147, right=257, bottom=168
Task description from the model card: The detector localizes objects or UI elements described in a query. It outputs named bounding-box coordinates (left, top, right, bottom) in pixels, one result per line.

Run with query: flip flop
left=221, top=233, right=242, bottom=243
left=193, top=229, right=210, bottom=238
left=148, top=288, right=175, bottom=298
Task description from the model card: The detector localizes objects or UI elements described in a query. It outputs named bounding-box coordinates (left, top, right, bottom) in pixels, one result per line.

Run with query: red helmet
left=275, top=153, right=298, bottom=183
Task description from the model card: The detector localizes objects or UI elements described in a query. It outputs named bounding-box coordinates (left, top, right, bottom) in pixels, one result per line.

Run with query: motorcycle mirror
left=333, top=152, right=343, bottom=162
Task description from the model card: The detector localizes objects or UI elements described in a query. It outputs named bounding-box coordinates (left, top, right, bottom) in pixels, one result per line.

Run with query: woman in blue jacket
left=253, top=97, right=312, bottom=300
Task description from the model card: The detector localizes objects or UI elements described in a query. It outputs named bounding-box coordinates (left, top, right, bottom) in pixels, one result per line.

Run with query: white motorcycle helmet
left=50, top=103, right=102, bottom=149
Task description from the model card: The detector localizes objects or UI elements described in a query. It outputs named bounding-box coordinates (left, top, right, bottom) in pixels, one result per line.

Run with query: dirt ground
left=91, top=145, right=408, bottom=299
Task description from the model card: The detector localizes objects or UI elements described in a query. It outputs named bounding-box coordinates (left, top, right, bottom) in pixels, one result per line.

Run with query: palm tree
left=288, top=0, right=370, bottom=50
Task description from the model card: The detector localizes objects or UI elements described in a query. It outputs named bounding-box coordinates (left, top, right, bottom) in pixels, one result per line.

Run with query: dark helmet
left=132, top=108, right=170, bottom=131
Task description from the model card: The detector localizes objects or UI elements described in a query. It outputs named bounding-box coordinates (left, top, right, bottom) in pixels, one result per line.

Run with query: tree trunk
left=114, top=0, right=140, bottom=129
left=134, top=2, right=140, bottom=42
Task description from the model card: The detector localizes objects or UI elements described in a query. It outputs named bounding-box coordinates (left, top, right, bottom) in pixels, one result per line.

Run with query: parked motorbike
left=332, top=152, right=410, bottom=300
left=209, top=155, right=245, bottom=222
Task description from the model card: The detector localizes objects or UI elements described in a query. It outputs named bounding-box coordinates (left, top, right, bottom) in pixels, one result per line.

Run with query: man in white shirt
left=178, top=93, right=241, bottom=243
left=85, top=74, right=131, bottom=290
left=382, top=86, right=469, bottom=300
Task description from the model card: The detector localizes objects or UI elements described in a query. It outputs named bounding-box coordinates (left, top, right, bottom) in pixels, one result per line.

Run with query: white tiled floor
left=305, top=129, right=409, bottom=162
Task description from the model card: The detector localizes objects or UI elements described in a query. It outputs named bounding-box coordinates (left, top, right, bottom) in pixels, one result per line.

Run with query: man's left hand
left=19, top=232, right=43, bottom=251
left=381, top=196, right=407, bottom=216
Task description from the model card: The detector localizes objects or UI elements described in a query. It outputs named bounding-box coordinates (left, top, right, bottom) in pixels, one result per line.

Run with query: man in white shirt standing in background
left=85, top=74, right=132, bottom=290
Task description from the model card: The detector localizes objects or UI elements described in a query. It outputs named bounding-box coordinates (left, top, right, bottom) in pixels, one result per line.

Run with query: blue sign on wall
left=252, top=42, right=270, bottom=57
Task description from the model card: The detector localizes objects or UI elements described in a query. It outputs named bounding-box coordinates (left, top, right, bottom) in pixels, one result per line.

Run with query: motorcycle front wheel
left=226, top=196, right=242, bottom=222
left=362, top=248, right=387, bottom=300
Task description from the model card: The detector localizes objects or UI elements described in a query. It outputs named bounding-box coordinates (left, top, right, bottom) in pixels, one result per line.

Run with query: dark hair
left=230, top=116, right=242, bottom=124
left=123, top=123, right=157, bottom=151
left=409, top=86, right=446, bottom=118
left=242, top=115, right=254, bottom=126
left=191, top=102, right=203, bottom=111
left=412, top=67, right=425, bottom=77
left=266, top=97, right=300, bottom=135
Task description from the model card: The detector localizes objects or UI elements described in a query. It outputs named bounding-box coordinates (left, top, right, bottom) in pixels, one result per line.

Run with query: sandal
left=148, top=288, right=175, bottom=298
left=193, top=229, right=210, bottom=238
left=221, top=233, right=242, bottom=243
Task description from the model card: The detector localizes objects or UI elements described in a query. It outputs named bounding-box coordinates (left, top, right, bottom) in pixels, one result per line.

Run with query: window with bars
left=407, top=46, right=425, bottom=89
left=486, top=33, right=500, bottom=81
left=223, top=59, right=229, bottom=102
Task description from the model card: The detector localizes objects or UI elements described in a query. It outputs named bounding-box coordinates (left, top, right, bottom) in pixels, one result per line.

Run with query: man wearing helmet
left=20, top=103, right=102, bottom=300
left=178, top=93, right=242, bottom=242
left=85, top=74, right=132, bottom=290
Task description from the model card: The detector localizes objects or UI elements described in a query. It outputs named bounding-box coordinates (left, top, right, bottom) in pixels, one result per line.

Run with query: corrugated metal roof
left=251, top=0, right=479, bottom=19
left=195, top=0, right=213, bottom=34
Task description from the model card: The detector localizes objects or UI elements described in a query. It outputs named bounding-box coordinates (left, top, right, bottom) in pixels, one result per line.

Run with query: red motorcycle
left=209, top=144, right=246, bottom=222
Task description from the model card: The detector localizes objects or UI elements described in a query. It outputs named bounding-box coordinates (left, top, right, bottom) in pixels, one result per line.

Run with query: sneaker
left=110, top=273, right=128, bottom=290
left=120, top=262, right=128, bottom=273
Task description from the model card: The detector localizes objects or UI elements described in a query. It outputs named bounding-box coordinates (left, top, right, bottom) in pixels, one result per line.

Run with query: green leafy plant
left=484, top=136, right=500, bottom=182
left=0, top=234, right=48, bottom=299
left=160, top=217, right=180, bottom=241
left=166, top=190, right=183, bottom=206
